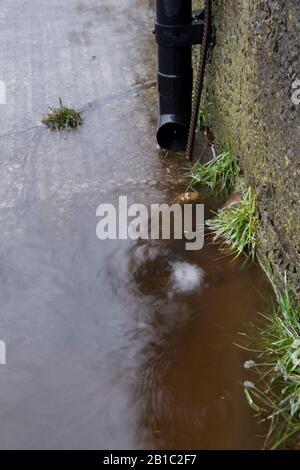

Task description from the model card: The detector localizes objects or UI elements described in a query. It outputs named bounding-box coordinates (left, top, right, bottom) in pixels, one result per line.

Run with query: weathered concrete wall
left=194, top=0, right=300, bottom=297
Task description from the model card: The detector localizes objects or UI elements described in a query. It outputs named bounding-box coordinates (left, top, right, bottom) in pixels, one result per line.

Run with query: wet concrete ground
left=0, top=0, right=271, bottom=449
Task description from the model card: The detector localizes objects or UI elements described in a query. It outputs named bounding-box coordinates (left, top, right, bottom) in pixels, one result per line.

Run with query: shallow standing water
left=0, top=0, right=271, bottom=449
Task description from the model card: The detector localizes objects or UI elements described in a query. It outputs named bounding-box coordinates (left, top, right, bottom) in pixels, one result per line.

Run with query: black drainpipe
left=155, top=1, right=210, bottom=153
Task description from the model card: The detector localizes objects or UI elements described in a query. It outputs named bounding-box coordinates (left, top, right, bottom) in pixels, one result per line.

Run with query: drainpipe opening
left=157, top=115, right=188, bottom=151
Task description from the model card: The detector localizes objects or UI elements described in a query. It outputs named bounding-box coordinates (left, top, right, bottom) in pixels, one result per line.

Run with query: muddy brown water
left=0, top=0, right=272, bottom=449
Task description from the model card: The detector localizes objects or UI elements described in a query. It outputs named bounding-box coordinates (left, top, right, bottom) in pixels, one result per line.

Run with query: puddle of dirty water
left=0, top=0, right=272, bottom=450
left=105, top=190, right=271, bottom=450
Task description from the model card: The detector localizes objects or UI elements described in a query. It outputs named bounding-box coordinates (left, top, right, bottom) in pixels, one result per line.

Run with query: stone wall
left=193, top=0, right=300, bottom=297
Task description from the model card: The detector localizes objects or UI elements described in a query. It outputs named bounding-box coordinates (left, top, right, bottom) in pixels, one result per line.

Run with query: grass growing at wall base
left=188, top=150, right=236, bottom=197
left=206, top=187, right=259, bottom=259
left=242, top=276, right=300, bottom=449
left=198, top=108, right=206, bottom=129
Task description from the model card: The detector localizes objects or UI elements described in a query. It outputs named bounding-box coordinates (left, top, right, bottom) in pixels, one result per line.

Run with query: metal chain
left=185, top=0, right=212, bottom=161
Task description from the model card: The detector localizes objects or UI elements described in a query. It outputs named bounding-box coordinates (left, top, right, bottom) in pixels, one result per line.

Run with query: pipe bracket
left=155, top=9, right=205, bottom=47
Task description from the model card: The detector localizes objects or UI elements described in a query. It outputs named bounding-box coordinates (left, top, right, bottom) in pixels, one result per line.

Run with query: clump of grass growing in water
left=243, top=276, right=300, bottom=449
left=206, top=187, right=259, bottom=259
left=42, top=98, right=82, bottom=130
left=188, top=150, right=236, bottom=197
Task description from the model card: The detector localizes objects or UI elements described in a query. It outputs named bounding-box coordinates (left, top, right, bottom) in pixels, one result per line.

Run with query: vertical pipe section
left=156, top=0, right=193, bottom=150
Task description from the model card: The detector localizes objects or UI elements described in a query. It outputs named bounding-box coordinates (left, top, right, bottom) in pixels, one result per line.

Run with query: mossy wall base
left=194, top=0, right=300, bottom=297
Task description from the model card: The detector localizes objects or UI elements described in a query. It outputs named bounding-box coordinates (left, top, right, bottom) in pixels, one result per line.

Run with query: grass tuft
left=243, top=276, right=300, bottom=449
left=42, top=98, right=82, bottom=131
left=206, top=187, right=259, bottom=259
left=187, top=150, right=236, bottom=197
left=198, top=108, right=206, bottom=129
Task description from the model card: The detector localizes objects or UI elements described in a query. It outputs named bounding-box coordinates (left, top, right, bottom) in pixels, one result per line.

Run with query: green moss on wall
left=193, top=0, right=300, bottom=298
